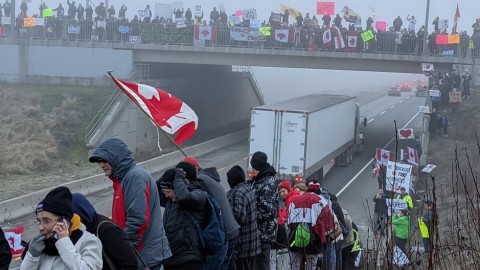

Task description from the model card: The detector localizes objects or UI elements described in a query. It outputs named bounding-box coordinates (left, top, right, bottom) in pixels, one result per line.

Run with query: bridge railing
left=2, top=18, right=479, bottom=59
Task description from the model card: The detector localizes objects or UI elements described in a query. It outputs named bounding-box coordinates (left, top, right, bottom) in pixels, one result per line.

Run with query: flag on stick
left=4, top=225, right=25, bottom=257
left=452, top=3, right=460, bottom=33
left=376, top=148, right=396, bottom=166
left=109, top=72, right=198, bottom=145
left=406, top=147, right=419, bottom=166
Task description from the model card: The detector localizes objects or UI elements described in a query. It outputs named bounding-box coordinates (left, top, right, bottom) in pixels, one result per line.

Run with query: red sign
left=375, top=21, right=387, bottom=31
left=436, top=35, right=448, bottom=45
left=317, top=2, right=335, bottom=15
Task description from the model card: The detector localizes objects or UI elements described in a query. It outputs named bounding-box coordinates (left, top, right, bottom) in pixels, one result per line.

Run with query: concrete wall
left=453, top=63, right=480, bottom=86
left=0, top=44, right=133, bottom=85
left=90, top=65, right=263, bottom=160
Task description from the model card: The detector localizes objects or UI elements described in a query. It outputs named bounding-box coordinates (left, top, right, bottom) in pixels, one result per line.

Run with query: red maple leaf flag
left=406, top=146, right=419, bottom=166
left=375, top=148, right=396, bottom=166
left=194, top=25, right=217, bottom=41
left=5, top=225, right=25, bottom=257
left=111, top=76, right=198, bottom=145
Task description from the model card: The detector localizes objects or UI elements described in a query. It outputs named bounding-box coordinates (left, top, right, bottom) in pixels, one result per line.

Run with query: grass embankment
left=0, top=84, right=112, bottom=201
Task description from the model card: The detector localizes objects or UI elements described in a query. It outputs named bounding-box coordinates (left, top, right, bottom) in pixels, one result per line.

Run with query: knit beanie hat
left=278, top=180, right=292, bottom=192
left=176, top=162, right=197, bottom=182
left=250, top=151, right=270, bottom=172
left=227, top=165, right=245, bottom=188
left=307, top=180, right=321, bottom=192
left=36, top=187, right=73, bottom=220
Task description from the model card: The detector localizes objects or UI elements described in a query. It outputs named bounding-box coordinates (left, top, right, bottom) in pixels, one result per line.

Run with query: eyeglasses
left=96, top=159, right=107, bottom=164
left=36, top=217, right=60, bottom=226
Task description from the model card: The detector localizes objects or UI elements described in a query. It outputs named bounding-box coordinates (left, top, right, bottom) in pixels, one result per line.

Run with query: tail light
left=294, top=176, right=305, bottom=183
left=247, top=169, right=257, bottom=179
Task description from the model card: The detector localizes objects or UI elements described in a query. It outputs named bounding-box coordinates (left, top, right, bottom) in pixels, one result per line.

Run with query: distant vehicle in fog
left=415, top=85, right=428, bottom=97
left=399, top=83, right=412, bottom=92
left=388, top=86, right=401, bottom=96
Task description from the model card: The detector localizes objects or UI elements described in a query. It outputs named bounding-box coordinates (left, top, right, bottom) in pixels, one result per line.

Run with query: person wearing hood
left=226, top=165, right=261, bottom=270
left=20, top=187, right=103, bottom=270
left=157, top=164, right=207, bottom=269
left=271, top=180, right=300, bottom=270
left=89, top=138, right=171, bottom=270
left=182, top=156, right=240, bottom=270
left=72, top=193, right=138, bottom=270
left=249, top=151, right=279, bottom=269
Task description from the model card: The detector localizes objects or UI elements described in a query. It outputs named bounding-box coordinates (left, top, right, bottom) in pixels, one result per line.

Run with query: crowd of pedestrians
left=0, top=1, right=479, bottom=57
left=0, top=137, right=367, bottom=270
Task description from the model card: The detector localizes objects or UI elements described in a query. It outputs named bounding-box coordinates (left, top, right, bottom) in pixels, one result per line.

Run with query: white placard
left=386, top=198, right=408, bottom=216
left=386, top=161, right=413, bottom=192
left=419, top=106, right=430, bottom=114
left=1, top=17, right=11, bottom=25
left=429, top=90, right=440, bottom=97
left=175, top=18, right=186, bottom=28
left=243, top=9, right=257, bottom=20
left=439, top=19, right=448, bottom=30
left=250, top=19, right=261, bottom=28
left=421, top=164, right=437, bottom=174
left=194, top=5, right=203, bottom=18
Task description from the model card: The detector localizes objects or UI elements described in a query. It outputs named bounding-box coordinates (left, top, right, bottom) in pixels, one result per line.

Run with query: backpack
left=292, top=222, right=312, bottom=248
left=186, top=192, right=226, bottom=255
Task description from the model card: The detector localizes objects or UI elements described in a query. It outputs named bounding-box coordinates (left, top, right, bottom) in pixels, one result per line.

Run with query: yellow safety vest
left=418, top=218, right=429, bottom=238
left=351, top=229, right=361, bottom=252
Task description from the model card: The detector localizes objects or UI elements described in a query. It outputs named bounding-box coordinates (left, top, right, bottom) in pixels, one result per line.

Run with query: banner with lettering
left=386, top=161, right=413, bottom=192
left=386, top=198, right=408, bottom=216
left=243, top=9, right=257, bottom=20
left=230, top=27, right=265, bottom=42
left=140, top=25, right=193, bottom=44
left=317, top=2, right=335, bottom=15
left=274, top=28, right=293, bottom=43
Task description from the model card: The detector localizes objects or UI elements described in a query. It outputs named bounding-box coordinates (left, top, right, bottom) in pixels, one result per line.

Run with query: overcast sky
left=22, top=0, right=480, bottom=34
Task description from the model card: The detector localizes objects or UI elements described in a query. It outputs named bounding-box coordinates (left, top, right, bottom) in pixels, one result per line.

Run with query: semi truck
left=248, top=94, right=366, bottom=182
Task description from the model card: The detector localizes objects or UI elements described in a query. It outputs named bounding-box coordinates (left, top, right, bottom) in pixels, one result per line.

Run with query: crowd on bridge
left=1, top=1, right=480, bottom=57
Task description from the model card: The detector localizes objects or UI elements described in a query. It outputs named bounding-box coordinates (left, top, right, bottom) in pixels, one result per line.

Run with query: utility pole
left=10, top=0, right=15, bottom=38
left=422, top=0, right=431, bottom=56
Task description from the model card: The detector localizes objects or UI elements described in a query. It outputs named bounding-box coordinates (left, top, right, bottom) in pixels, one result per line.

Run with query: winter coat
left=392, top=215, right=409, bottom=239
left=197, top=168, right=240, bottom=240
left=90, top=138, right=171, bottom=267
left=227, top=182, right=261, bottom=258
left=342, top=210, right=355, bottom=249
left=278, top=189, right=300, bottom=225
left=0, top=227, right=12, bottom=270
left=373, top=194, right=388, bottom=215
left=396, top=194, right=413, bottom=209
left=161, top=179, right=207, bottom=267
left=250, top=166, right=279, bottom=243
left=20, top=231, right=102, bottom=270
left=72, top=193, right=138, bottom=270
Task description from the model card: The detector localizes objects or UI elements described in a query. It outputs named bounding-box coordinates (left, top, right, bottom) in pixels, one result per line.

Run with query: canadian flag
left=194, top=25, right=217, bottom=41
left=406, top=147, right=419, bottom=166
left=4, top=225, right=25, bottom=257
left=398, top=128, right=415, bottom=139
left=111, top=76, right=198, bottom=145
left=332, top=26, right=346, bottom=49
left=323, top=28, right=332, bottom=44
left=347, top=31, right=358, bottom=50
left=275, top=29, right=293, bottom=43
left=376, top=148, right=396, bottom=166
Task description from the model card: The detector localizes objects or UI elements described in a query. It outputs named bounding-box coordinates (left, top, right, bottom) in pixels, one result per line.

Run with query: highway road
left=6, top=90, right=426, bottom=269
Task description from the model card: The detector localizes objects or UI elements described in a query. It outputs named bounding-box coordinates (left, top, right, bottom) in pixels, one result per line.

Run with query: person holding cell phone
left=20, top=186, right=103, bottom=270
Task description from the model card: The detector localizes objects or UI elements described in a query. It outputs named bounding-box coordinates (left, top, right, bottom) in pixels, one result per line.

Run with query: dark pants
left=423, top=237, right=430, bottom=254
left=222, top=237, right=238, bottom=270
left=342, top=244, right=355, bottom=270
left=236, top=256, right=255, bottom=270
left=395, top=236, right=407, bottom=255
left=254, top=242, right=271, bottom=270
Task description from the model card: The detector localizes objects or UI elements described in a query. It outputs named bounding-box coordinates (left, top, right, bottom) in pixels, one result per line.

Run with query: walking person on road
left=89, top=138, right=172, bottom=270
left=373, top=189, right=388, bottom=236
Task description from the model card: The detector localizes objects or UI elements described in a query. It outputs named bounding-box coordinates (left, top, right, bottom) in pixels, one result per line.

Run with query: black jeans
left=254, top=242, right=272, bottom=270
left=222, top=236, right=238, bottom=270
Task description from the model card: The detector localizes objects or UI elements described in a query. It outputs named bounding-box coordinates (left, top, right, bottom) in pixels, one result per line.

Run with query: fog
left=252, top=67, right=422, bottom=104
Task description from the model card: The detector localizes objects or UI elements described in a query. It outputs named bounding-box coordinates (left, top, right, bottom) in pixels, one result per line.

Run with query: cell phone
left=61, top=216, right=71, bottom=229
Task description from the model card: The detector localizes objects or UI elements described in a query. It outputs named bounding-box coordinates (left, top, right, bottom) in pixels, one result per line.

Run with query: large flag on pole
left=452, top=3, right=460, bottom=33
left=406, top=147, right=419, bottom=166
left=109, top=74, right=198, bottom=145
left=342, top=6, right=360, bottom=23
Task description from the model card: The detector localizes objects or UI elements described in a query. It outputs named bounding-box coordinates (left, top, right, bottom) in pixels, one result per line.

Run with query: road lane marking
left=336, top=111, right=421, bottom=197
left=390, top=106, right=395, bottom=109
left=399, top=100, right=404, bottom=103
left=380, top=111, right=386, bottom=115
left=367, top=119, right=374, bottom=123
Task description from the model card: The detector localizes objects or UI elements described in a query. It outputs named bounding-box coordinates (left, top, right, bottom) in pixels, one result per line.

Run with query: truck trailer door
left=277, top=112, right=307, bottom=177
left=249, top=109, right=276, bottom=171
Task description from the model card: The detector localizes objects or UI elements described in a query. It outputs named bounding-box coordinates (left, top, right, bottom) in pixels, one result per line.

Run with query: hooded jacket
left=249, top=166, right=279, bottom=243
left=278, top=182, right=300, bottom=225
left=72, top=193, right=138, bottom=270
left=89, top=138, right=171, bottom=267
left=20, top=231, right=102, bottom=270
left=197, top=167, right=240, bottom=240
left=160, top=177, right=207, bottom=267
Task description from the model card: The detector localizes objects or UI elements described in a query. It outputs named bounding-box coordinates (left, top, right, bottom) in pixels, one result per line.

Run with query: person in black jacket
left=72, top=193, right=138, bottom=270
left=158, top=164, right=207, bottom=270
left=373, top=189, right=388, bottom=236
left=0, top=226, right=12, bottom=270
left=182, top=156, right=240, bottom=270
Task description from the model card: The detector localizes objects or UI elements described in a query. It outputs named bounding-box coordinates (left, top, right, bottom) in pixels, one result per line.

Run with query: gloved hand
left=28, top=234, right=45, bottom=257
left=175, top=168, right=186, bottom=181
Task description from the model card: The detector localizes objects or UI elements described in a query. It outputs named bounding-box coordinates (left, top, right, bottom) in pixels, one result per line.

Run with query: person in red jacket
left=270, top=181, right=300, bottom=269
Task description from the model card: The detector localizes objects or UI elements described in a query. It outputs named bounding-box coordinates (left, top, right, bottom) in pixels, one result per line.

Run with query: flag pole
left=107, top=70, right=189, bottom=157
